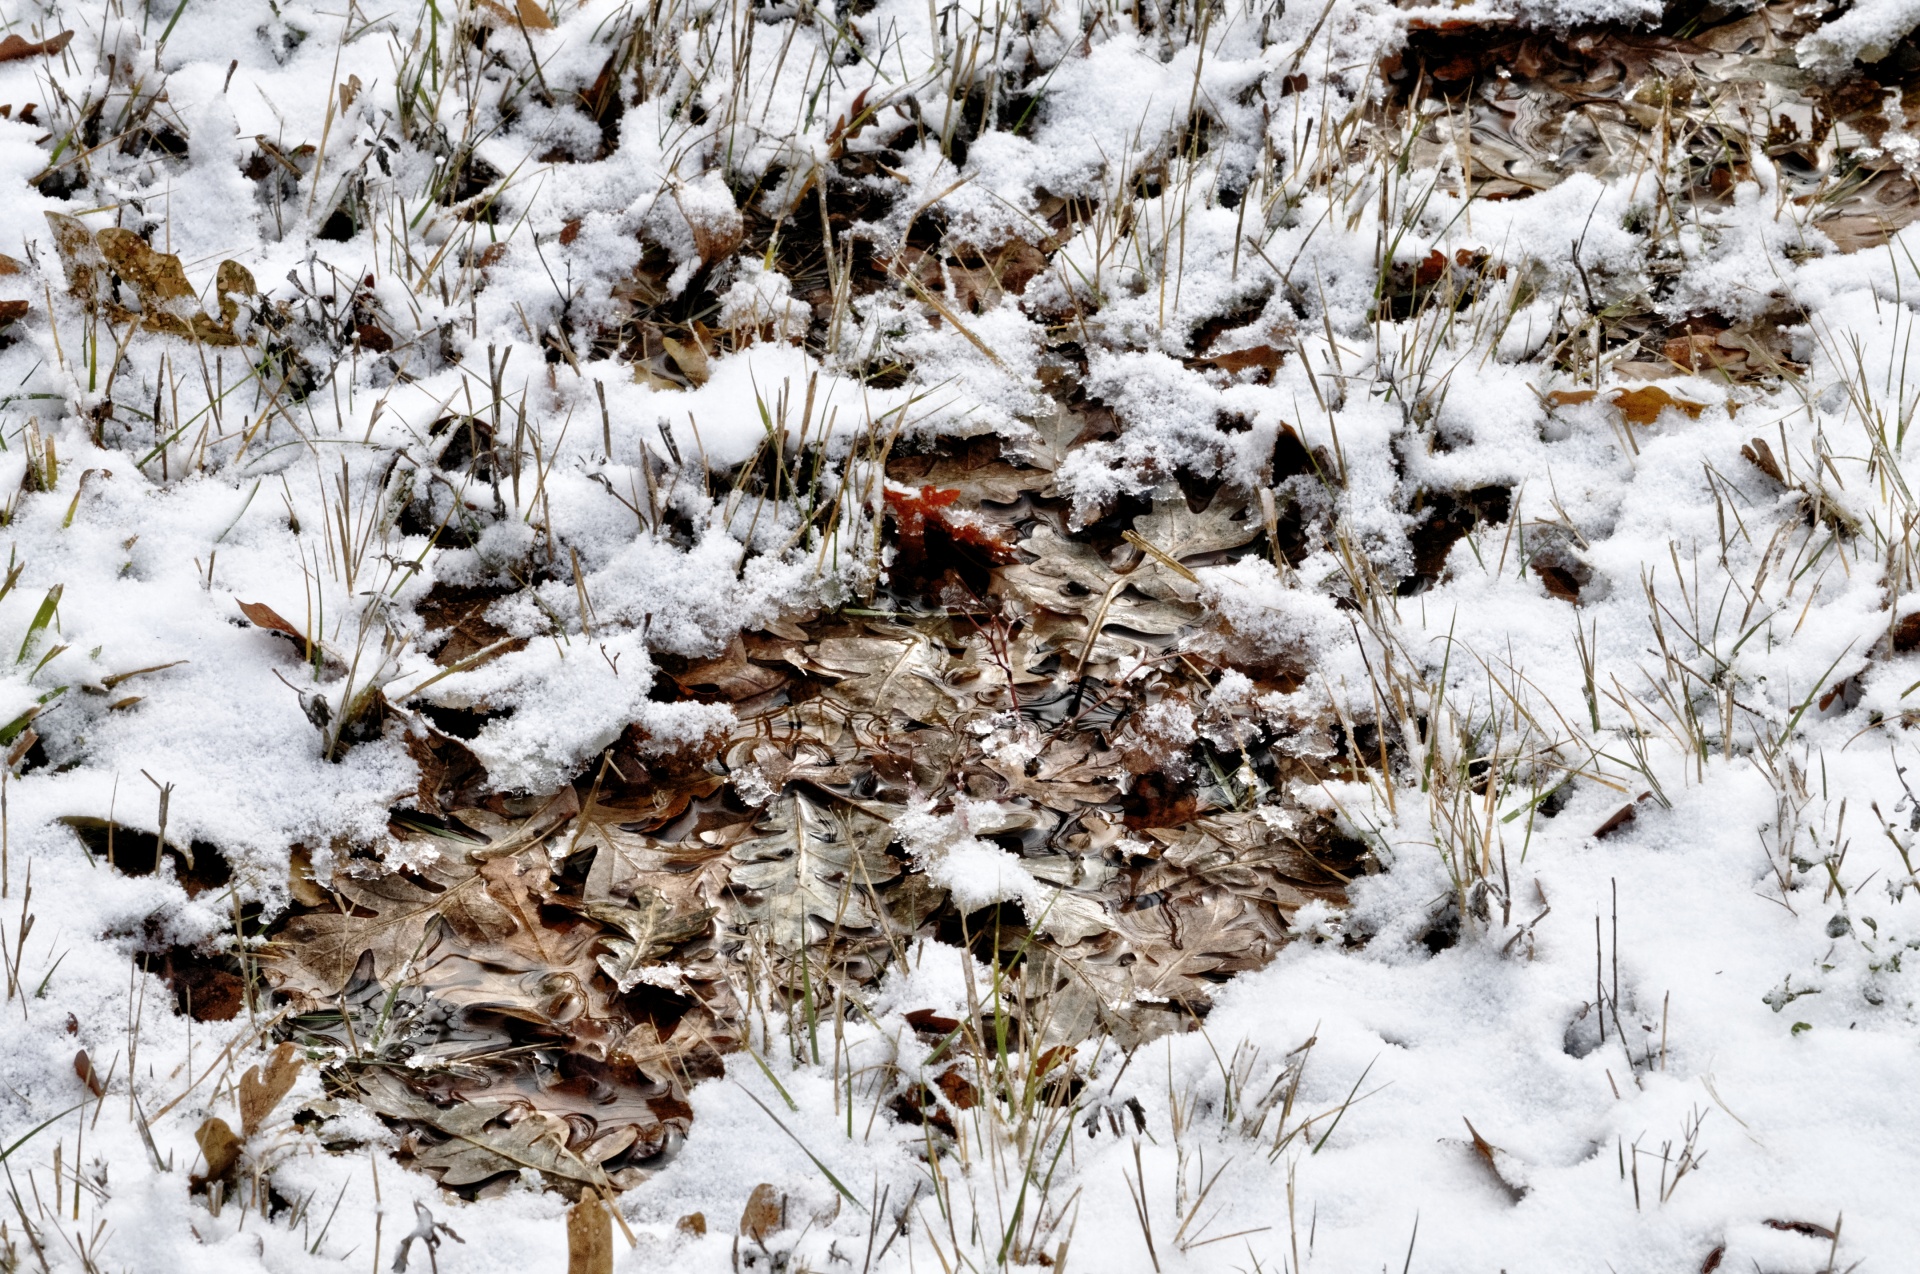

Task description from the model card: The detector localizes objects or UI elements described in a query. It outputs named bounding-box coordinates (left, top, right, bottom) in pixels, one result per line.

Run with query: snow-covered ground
left=2, top=0, right=1919, bottom=1269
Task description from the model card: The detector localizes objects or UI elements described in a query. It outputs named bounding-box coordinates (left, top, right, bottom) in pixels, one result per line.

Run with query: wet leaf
left=586, top=887, right=716, bottom=990
left=368, top=1072, right=613, bottom=1190
left=727, top=792, right=899, bottom=950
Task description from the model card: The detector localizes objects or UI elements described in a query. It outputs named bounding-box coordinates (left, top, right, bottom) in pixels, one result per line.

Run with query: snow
left=1, top=0, right=1920, bottom=1270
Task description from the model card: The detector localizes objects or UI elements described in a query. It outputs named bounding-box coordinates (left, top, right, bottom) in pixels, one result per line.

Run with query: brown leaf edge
left=567, top=1191, right=615, bottom=1274
left=239, top=1041, right=304, bottom=1138
left=1461, top=1117, right=1527, bottom=1202
left=0, top=31, right=74, bottom=63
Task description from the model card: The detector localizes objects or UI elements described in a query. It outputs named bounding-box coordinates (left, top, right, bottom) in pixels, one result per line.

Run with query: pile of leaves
left=261, top=425, right=1368, bottom=1195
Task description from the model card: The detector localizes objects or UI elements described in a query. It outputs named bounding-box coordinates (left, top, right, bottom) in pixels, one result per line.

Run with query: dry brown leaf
left=740, top=1184, right=785, bottom=1242
left=1593, top=792, right=1653, bottom=839
left=933, top=1068, right=979, bottom=1110
left=44, top=213, right=255, bottom=344
left=567, top=1192, right=614, bottom=1274
left=1610, top=386, right=1706, bottom=425
left=236, top=599, right=305, bottom=643
left=1462, top=1118, right=1529, bottom=1201
left=1547, top=387, right=1704, bottom=424
left=1741, top=437, right=1786, bottom=486
left=585, top=886, right=715, bottom=990
left=478, top=0, right=556, bottom=26
left=677, top=1212, right=708, bottom=1236
left=45, top=213, right=102, bottom=302
left=0, top=31, right=73, bottom=62
left=97, top=228, right=196, bottom=308
left=660, top=333, right=711, bottom=385
left=239, top=1042, right=303, bottom=1138
left=73, top=1049, right=103, bottom=1098
left=683, top=196, right=744, bottom=265
left=0, top=301, right=26, bottom=328
left=288, top=845, right=329, bottom=907
left=0, top=254, right=21, bottom=275
left=194, top=1117, right=242, bottom=1183
left=994, top=524, right=1195, bottom=666
left=1894, top=610, right=1920, bottom=654
left=1195, top=344, right=1286, bottom=377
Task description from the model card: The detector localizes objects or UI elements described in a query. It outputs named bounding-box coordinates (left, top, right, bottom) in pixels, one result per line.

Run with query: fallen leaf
left=0, top=31, right=74, bottom=63
left=740, top=1183, right=785, bottom=1243
left=44, top=213, right=102, bottom=302
left=1610, top=386, right=1706, bottom=425
left=585, top=886, right=715, bottom=990
left=567, top=1192, right=614, bottom=1274
left=1462, top=1118, right=1529, bottom=1201
left=0, top=301, right=26, bottom=328
left=239, top=1042, right=303, bottom=1138
left=1533, top=562, right=1581, bottom=603
left=883, top=484, right=1017, bottom=565
left=1594, top=792, right=1653, bottom=839
left=659, top=333, right=711, bottom=385
left=194, top=1116, right=242, bottom=1184
left=1741, top=437, right=1786, bottom=486
left=44, top=214, right=254, bottom=344
left=237, top=599, right=305, bottom=643
left=370, top=1072, right=615, bottom=1190
left=677, top=1212, right=707, bottom=1235
left=73, top=1049, right=103, bottom=1098
left=1195, top=343, right=1286, bottom=377
left=905, top=1009, right=961, bottom=1036
left=727, top=792, right=899, bottom=950
left=934, top=1068, right=979, bottom=1110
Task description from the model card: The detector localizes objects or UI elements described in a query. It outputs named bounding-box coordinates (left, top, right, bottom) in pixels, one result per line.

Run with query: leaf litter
left=262, top=434, right=1367, bottom=1195
left=9, top=0, right=1920, bottom=1264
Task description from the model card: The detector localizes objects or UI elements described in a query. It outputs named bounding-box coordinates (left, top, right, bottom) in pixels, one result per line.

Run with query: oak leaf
left=239, top=1042, right=303, bottom=1138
